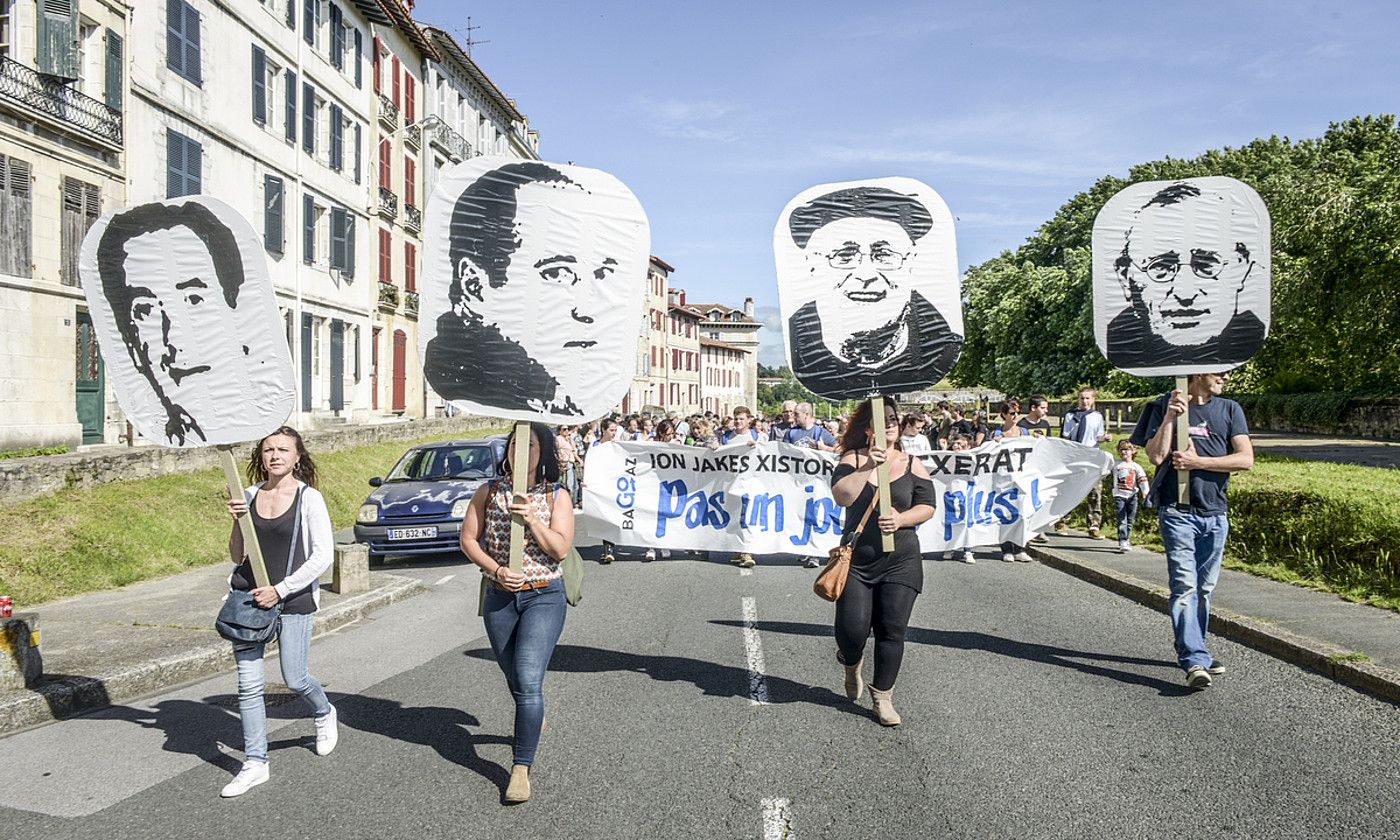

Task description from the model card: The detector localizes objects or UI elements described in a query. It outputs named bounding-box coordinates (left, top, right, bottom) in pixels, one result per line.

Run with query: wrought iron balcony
left=403, top=202, right=421, bottom=234
left=404, top=123, right=421, bottom=151
left=377, top=187, right=398, bottom=221
left=403, top=290, right=419, bottom=317
left=0, top=56, right=122, bottom=149
left=377, top=280, right=399, bottom=312
left=428, top=121, right=470, bottom=163
left=377, top=93, right=399, bottom=130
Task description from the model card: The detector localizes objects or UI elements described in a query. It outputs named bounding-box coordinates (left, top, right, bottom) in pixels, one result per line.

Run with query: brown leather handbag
left=813, top=496, right=878, bottom=602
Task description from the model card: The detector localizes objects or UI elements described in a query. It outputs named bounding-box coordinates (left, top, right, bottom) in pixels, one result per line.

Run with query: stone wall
left=0, top=416, right=501, bottom=506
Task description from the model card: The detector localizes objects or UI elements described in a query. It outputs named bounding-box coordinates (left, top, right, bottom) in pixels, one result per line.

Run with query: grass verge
left=1060, top=442, right=1400, bottom=613
left=0, top=424, right=503, bottom=607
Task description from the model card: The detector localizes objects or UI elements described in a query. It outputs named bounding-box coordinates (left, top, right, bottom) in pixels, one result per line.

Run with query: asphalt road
left=1, top=549, right=1397, bottom=840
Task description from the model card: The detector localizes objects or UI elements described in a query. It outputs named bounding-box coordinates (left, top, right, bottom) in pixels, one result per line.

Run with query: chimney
left=743, top=297, right=754, bottom=318
left=679, top=289, right=686, bottom=306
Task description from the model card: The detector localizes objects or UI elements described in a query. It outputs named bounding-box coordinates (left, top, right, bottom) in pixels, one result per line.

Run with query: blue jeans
left=1114, top=496, right=1139, bottom=543
left=234, top=612, right=332, bottom=763
left=482, top=578, right=567, bottom=767
left=1158, top=508, right=1229, bottom=671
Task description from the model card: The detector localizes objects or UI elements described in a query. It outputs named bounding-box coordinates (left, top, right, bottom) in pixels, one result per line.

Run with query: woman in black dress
left=830, top=396, right=937, bottom=726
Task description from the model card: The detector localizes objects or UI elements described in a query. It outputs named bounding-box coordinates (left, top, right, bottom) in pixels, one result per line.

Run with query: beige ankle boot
left=843, top=659, right=865, bottom=701
left=869, top=686, right=901, bottom=726
left=504, top=764, right=531, bottom=803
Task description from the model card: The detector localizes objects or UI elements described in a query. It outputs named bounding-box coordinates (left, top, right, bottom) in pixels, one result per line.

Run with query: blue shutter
left=329, top=4, right=343, bottom=69
left=165, top=129, right=183, bottom=198
left=182, top=1, right=201, bottom=85
left=303, top=193, right=315, bottom=264
left=251, top=45, right=266, bottom=124
left=302, top=82, right=315, bottom=154
left=286, top=0, right=296, bottom=29
left=165, top=0, right=183, bottom=76
left=264, top=176, right=284, bottom=252
left=104, top=30, right=123, bottom=112
left=285, top=69, right=297, bottom=143
left=301, top=313, right=313, bottom=411
left=345, top=213, right=355, bottom=278
left=186, top=140, right=201, bottom=194
left=303, top=0, right=314, bottom=44
left=329, top=104, right=342, bottom=170
left=353, top=122, right=361, bottom=184
left=329, top=207, right=346, bottom=271
left=353, top=29, right=362, bottom=88
left=38, top=0, right=80, bottom=79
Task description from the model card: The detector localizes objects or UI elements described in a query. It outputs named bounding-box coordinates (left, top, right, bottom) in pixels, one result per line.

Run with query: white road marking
left=739, top=567, right=753, bottom=576
left=761, top=797, right=795, bottom=840
left=740, top=596, right=769, bottom=705
left=433, top=574, right=456, bottom=586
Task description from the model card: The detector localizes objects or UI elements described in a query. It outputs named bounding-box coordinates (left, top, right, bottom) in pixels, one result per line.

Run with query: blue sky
left=414, top=0, right=1400, bottom=366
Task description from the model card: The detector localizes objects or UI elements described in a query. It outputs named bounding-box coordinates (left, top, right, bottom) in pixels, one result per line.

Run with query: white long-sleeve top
left=239, top=481, right=336, bottom=608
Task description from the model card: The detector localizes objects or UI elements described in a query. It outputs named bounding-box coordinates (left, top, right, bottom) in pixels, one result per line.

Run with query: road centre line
left=761, top=797, right=795, bottom=840
left=740, top=596, right=770, bottom=705
left=433, top=574, right=456, bottom=586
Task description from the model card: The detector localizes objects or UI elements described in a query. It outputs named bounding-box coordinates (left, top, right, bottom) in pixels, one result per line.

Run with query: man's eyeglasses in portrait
left=1131, top=250, right=1228, bottom=283
left=825, top=243, right=907, bottom=271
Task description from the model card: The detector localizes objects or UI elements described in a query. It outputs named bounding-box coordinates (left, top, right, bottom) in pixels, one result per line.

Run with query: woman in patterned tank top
left=460, top=422, right=573, bottom=805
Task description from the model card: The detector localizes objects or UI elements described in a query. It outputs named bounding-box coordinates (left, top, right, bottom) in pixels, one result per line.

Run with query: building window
left=60, top=177, right=98, bottom=285
left=166, top=0, right=201, bottom=85
left=378, top=227, right=391, bottom=282
left=263, top=175, right=283, bottom=253
left=165, top=129, right=201, bottom=197
left=404, top=241, right=416, bottom=291
left=328, top=103, right=344, bottom=170
left=251, top=44, right=267, bottom=124
left=329, top=206, right=354, bottom=275
left=403, top=73, right=415, bottom=124
left=403, top=156, right=415, bottom=207
left=378, top=137, right=391, bottom=187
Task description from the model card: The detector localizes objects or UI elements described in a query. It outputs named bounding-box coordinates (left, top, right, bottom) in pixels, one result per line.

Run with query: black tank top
left=231, top=487, right=315, bottom=614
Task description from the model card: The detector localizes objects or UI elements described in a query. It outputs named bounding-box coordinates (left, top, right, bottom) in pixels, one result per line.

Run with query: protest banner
left=579, top=438, right=1111, bottom=556
left=420, top=156, right=650, bottom=568
left=774, top=177, right=965, bottom=549
left=79, top=196, right=293, bottom=586
left=1092, top=176, right=1271, bottom=501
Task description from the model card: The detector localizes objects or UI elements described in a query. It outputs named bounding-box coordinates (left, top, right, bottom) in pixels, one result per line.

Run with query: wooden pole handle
left=1174, top=376, right=1190, bottom=509
left=218, top=446, right=270, bottom=589
left=508, top=421, right=532, bottom=572
left=872, top=396, right=895, bottom=552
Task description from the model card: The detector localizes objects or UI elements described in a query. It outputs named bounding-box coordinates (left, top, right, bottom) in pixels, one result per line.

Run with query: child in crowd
left=1112, top=440, right=1150, bottom=552
left=940, top=434, right=976, bottom=564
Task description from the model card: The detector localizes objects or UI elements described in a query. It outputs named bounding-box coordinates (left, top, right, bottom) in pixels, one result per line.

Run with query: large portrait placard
left=78, top=196, right=293, bottom=448
left=419, top=156, right=651, bottom=423
left=775, top=177, right=963, bottom=400
left=1092, top=176, right=1271, bottom=377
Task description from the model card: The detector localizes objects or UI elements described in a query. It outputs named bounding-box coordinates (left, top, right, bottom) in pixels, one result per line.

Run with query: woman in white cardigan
left=221, top=426, right=337, bottom=798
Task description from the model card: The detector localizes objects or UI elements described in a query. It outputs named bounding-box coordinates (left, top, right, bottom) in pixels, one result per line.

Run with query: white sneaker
left=220, top=761, right=269, bottom=798
left=315, top=705, right=339, bottom=756
left=1118, top=540, right=1129, bottom=553
left=1014, top=552, right=1033, bottom=563
left=961, top=551, right=975, bottom=564
left=643, top=549, right=656, bottom=562
left=1001, top=553, right=1015, bottom=563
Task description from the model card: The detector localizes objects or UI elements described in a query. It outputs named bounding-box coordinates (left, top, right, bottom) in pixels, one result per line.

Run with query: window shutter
left=329, top=4, right=343, bottom=69
left=378, top=138, right=390, bottom=186
left=372, top=35, right=380, bottom=92
left=104, top=30, right=123, bottom=112
left=378, top=228, right=390, bottom=282
left=264, top=176, right=284, bottom=252
left=329, top=104, right=342, bottom=170
left=404, top=155, right=414, bottom=206
left=286, top=0, right=296, bottom=29
left=183, top=1, right=201, bottom=84
left=345, top=214, right=356, bottom=278
left=404, top=242, right=415, bottom=291
left=353, top=122, right=362, bottom=184
left=353, top=29, right=362, bottom=88
left=285, top=69, right=297, bottom=143
left=404, top=75, right=414, bottom=124
left=38, top=0, right=79, bottom=79
left=251, top=46, right=267, bottom=124
left=391, top=56, right=400, bottom=108
left=303, top=193, right=315, bottom=264
left=166, top=130, right=183, bottom=198
left=329, top=207, right=345, bottom=271
left=302, top=82, right=315, bottom=154
left=303, top=0, right=314, bottom=44
left=186, top=140, right=201, bottom=194
left=165, top=0, right=183, bottom=78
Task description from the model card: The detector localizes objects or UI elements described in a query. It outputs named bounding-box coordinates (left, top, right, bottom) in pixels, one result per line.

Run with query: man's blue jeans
left=483, top=578, right=567, bottom=767
left=1158, top=508, right=1229, bottom=671
left=234, top=612, right=332, bottom=763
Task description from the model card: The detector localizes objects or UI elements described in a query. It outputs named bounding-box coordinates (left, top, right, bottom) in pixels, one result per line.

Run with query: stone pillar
left=0, top=613, right=42, bottom=689
left=333, top=543, right=370, bottom=594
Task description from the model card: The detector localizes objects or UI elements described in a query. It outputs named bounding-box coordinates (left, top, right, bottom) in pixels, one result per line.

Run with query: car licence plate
left=387, top=526, right=438, bottom=540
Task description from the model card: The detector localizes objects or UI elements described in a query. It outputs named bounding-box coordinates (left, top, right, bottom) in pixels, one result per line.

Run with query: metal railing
left=377, top=93, right=399, bottom=130
left=0, top=56, right=122, bottom=148
left=404, top=123, right=421, bottom=151
left=403, top=202, right=421, bottom=233
left=377, top=187, right=397, bottom=221
left=428, top=121, right=470, bottom=162
left=377, top=280, right=399, bottom=311
left=403, top=290, right=419, bottom=317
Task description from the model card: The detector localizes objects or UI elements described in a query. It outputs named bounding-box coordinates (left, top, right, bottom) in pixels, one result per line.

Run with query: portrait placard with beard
left=774, top=177, right=963, bottom=400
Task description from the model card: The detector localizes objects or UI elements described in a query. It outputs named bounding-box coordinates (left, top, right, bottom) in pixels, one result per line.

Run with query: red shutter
left=404, top=242, right=416, bottom=292
left=372, top=36, right=381, bottom=92
left=392, top=56, right=401, bottom=108
left=404, top=75, right=415, bottom=123
left=378, top=137, right=391, bottom=187
left=379, top=228, right=392, bottom=282
left=391, top=330, right=406, bottom=412
left=404, top=156, right=415, bottom=206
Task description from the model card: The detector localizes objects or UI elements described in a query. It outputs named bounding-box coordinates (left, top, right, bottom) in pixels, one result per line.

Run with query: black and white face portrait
left=775, top=177, right=963, bottom=400
left=420, top=156, right=650, bottom=424
left=79, top=197, right=293, bottom=447
left=1093, top=177, right=1271, bottom=377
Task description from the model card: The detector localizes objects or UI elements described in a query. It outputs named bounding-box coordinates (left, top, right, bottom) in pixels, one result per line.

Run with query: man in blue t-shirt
left=783, top=401, right=837, bottom=452
left=1129, top=372, right=1253, bottom=690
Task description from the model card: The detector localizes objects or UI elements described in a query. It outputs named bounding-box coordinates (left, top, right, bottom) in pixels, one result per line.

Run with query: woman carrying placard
left=221, top=426, right=338, bottom=798
left=460, top=423, right=573, bottom=804
left=829, top=397, right=937, bottom=726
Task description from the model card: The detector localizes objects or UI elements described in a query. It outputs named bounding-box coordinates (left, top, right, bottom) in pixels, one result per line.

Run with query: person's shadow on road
left=97, top=698, right=245, bottom=773
left=708, top=620, right=1194, bottom=697
left=462, top=644, right=851, bottom=708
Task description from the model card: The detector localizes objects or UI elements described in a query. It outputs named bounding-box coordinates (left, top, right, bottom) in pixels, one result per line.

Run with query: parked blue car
left=353, top=436, right=507, bottom=564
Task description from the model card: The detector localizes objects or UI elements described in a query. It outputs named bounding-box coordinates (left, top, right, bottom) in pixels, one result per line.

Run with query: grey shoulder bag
left=215, top=487, right=304, bottom=648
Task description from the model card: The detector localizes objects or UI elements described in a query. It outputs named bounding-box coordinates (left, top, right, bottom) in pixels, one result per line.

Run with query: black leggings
left=834, top=577, right=919, bottom=691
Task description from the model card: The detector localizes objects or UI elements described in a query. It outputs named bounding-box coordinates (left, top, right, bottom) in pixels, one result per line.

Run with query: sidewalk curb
left=0, top=574, right=426, bottom=735
left=1030, top=545, right=1400, bottom=705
